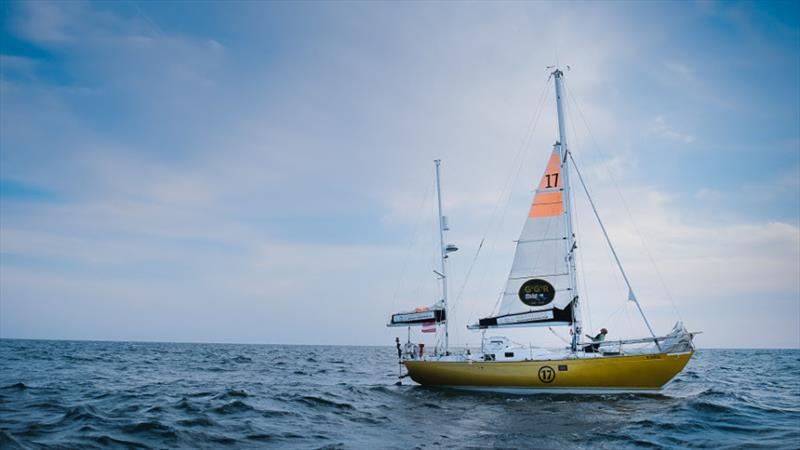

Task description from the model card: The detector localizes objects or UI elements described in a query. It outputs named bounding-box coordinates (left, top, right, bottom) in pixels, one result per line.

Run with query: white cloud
left=648, top=115, right=696, bottom=144
left=663, top=61, right=699, bottom=85
left=1, top=1, right=797, bottom=348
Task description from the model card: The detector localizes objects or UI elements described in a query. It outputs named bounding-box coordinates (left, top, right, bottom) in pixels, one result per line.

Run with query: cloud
left=13, top=0, right=77, bottom=44
left=663, top=61, right=699, bottom=85
left=0, top=54, right=40, bottom=80
left=1, top=1, right=797, bottom=348
left=648, top=115, right=696, bottom=144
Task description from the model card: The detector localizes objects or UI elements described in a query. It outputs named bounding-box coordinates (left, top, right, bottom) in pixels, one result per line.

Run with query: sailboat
left=388, top=68, right=697, bottom=393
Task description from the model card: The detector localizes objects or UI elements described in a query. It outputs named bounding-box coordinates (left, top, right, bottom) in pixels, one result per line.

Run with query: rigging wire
left=457, top=73, right=553, bottom=325
left=390, top=177, right=436, bottom=308
left=572, top=188, right=594, bottom=335
left=548, top=327, right=570, bottom=345
left=601, top=302, right=628, bottom=328
left=487, top=291, right=504, bottom=323
left=564, top=101, right=595, bottom=335
left=129, top=0, right=166, bottom=37
left=450, top=238, right=484, bottom=312
left=562, top=80, right=683, bottom=322
left=392, top=68, right=547, bottom=347
left=562, top=86, right=631, bottom=317
left=568, top=153, right=661, bottom=345
left=624, top=301, right=635, bottom=338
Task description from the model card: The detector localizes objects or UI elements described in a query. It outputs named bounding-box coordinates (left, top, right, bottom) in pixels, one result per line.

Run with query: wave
left=212, top=389, right=250, bottom=400
left=89, top=434, right=150, bottom=448
left=186, top=390, right=214, bottom=398
left=246, top=433, right=276, bottom=442
left=294, top=395, right=354, bottom=410
left=174, top=398, right=201, bottom=413
left=346, top=414, right=390, bottom=425
left=628, top=418, right=709, bottom=433
left=62, top=405, right=106, bottom=423
left=245, top=431, right=307, bottom=442
left=261, top=409, right=296, bottom=418
left=205, top=434, right=239, bottom=445
left=121, top=420, right=179, bottom=440
left=211, top=400, right=255, bottom=415
left=687, top=400, right=736, bottom=414
left=2, top=342, right=797, bottom=449
left=177, top=416, right=218, bottom=427
left=0, top=430, right=26, bottom=449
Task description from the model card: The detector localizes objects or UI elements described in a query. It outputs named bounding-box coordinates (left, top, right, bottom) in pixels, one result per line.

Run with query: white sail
left=471, top=147, right=575, bottom=328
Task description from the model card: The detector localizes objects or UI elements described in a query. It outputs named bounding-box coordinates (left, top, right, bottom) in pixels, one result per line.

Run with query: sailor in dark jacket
left=583, top=328, right=608, bottom=353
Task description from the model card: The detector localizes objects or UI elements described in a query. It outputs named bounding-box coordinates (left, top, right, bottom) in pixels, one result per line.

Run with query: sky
left=1, top=1, right=798, bottom=348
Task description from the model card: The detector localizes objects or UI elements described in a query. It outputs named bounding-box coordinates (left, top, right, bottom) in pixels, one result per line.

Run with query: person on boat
left=395, top=337, right=402, bottom=359
left=583, top=328, right=608, bottom=353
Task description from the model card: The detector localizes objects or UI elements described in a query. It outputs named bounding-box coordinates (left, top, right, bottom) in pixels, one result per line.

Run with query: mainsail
left=471, top=146, right=576, bottom=329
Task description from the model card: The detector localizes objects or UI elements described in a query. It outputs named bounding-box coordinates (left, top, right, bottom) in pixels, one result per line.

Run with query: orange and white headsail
left=473, top=145, right=575, bottom=328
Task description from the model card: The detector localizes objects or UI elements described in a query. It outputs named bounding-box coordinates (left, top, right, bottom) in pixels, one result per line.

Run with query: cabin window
left=504, top=352, right=514, bottom=358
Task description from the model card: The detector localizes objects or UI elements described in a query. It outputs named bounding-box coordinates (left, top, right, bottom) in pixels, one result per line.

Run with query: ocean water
left=0, top=340, right=798, bottom=449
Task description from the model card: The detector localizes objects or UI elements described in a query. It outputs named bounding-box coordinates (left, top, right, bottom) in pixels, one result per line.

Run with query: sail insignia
left=518, top=279, right=556, bottom=307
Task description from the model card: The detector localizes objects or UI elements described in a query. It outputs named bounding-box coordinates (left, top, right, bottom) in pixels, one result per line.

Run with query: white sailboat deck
left=405, top=323, right=696, bottom=363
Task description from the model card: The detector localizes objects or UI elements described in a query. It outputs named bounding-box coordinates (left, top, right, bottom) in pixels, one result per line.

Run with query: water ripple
left=0, top=342, right=798, bottom=449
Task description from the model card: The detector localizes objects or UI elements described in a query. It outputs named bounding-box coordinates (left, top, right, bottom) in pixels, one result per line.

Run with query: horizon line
left=1, top=336, right=798, bottom=351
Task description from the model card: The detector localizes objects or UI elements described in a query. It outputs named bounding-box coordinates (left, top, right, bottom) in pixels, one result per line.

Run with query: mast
left=434, top=159, right=449, bottom=353
left=552, top=69, right=581, bottom=351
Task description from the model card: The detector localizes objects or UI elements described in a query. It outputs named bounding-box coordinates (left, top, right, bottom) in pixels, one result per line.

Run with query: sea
left=0, top=340, right=798, bottom=449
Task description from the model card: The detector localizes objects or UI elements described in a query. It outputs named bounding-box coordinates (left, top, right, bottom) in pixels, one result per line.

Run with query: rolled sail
left=388, top=304, right=446, bottom=327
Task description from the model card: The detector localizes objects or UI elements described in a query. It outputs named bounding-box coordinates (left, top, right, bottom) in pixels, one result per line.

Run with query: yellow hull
left=404, top=351, right=693, bottom=392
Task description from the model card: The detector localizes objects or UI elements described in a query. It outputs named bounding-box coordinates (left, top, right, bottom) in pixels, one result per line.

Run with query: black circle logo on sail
left=518, top=279, right=555, bottom=306
left=538, top=366, right=556, bottom=384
